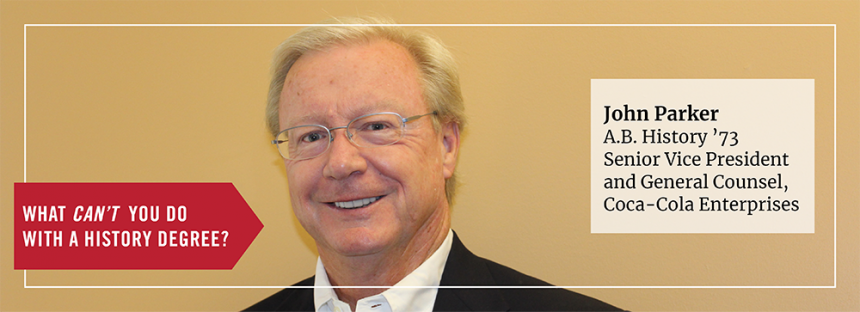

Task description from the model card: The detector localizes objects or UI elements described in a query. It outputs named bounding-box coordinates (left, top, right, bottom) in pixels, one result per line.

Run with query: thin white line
left=20, top=23, right=839, bottom=290
left=23, top=24, right=28, bottom=290
left=23, top=25, right=27, bottom=183
left=22, top=23, right=837, bottom=27
left=832, top=25, right=837, bottom=287
left=19, top=285, right=839, bottom=289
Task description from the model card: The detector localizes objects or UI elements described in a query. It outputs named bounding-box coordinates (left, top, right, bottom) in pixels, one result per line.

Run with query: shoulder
left=486, top=258, right=621, bottom=311
left=438, top=232, right=623, bottom=311
left=243, top=277, right=315, bottom=312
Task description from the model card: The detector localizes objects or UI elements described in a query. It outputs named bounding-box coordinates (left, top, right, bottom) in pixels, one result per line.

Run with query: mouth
left=331, top=196, right=383, bottom=209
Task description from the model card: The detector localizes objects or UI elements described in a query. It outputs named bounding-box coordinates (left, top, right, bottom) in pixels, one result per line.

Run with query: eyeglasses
left=272, top=111, right=438, bottom=160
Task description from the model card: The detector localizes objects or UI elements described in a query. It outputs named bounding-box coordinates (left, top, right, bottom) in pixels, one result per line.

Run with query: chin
left=323, top=227, right=394, bottom=257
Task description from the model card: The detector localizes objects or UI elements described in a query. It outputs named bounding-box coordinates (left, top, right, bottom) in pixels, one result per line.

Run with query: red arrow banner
left=14, top=183, right=264, bottom=270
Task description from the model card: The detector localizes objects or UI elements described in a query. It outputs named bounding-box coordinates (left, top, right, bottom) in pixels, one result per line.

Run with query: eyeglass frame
left=271, top=111, right=439, bottom=160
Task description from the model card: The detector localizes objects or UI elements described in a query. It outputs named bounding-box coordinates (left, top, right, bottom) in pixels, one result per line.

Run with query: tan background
left=1, top=0, right=858, bottom=311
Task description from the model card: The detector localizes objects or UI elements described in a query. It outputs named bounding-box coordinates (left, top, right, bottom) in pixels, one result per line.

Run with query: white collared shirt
left=314, top=229, right=454, bottom=312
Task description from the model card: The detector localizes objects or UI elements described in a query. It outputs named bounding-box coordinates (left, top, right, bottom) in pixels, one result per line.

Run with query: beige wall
left=1, top=1, right=858, bottom=311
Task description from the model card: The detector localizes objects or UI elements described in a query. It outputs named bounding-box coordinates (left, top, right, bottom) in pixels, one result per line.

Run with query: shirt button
left=334, top=307, right=342, bottom=312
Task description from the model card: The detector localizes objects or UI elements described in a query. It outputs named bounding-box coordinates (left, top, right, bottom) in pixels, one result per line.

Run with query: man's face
left=278, top=39, right=458, bottom=258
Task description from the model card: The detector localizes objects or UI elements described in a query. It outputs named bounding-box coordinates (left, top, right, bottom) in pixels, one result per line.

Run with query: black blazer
left=245, top=232, right=621, bottom=311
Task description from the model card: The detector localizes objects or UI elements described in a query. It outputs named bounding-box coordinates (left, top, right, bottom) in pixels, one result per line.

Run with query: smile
left=333, top=196, right=382, bottom=209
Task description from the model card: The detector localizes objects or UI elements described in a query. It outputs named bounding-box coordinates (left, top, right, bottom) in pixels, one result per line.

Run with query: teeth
left=334, top=196, right=380, bottom=209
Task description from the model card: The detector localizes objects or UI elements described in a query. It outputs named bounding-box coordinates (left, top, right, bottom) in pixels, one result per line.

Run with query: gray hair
left=267, top=17, right=466, bottom=204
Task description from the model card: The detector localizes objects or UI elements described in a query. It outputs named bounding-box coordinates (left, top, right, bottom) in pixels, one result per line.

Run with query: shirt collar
left=314, top=229, right=454, bottom=312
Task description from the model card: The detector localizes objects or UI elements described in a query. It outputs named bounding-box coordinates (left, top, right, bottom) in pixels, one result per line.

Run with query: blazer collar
left=433, top=231, right=510, bottom=311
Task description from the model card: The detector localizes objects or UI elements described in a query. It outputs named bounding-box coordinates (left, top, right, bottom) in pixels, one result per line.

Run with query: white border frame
left=21, top=23, right=837, bottom=289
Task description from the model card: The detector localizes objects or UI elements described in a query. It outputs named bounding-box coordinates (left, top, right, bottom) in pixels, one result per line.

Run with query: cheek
left=284, top=163, right=324, bottom=236
left=285, top=162, right=320, bottom=207
left=373, top=143, right=445, bottom=194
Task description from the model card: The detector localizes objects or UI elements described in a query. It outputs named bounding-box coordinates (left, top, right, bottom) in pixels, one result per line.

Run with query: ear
left=440, top=122, right=460, bottom=179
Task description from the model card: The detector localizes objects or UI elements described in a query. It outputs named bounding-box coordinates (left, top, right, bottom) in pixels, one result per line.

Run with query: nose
left=322, top=128, right=368, bottom=180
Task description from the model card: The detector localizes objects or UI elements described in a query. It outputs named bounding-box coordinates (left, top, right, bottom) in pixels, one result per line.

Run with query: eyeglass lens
left=276, top=113, right=406, bottom=160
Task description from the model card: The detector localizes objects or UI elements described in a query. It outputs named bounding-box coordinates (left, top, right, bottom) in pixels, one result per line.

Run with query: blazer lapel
left=433, top=232, right=509, bottom=311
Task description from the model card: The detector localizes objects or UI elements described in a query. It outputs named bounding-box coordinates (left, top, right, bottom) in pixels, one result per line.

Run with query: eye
left=355, top=118, right=397, bottom=132
left=366, top=122, right=390, bottom=131
left=300, top=130, right=327, bottom=143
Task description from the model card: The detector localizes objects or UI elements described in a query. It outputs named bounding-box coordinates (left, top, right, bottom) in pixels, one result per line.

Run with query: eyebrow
left=291, top=113, right=325, bottom=126
left=286, top=101, right=407, bottom=127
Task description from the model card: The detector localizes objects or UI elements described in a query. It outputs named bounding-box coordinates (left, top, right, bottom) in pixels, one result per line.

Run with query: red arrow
left=14, top=183, right=264, bottom=270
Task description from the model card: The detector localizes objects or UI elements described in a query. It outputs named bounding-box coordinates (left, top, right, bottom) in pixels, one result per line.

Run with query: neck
left=319, top=211, right=450, bottom=310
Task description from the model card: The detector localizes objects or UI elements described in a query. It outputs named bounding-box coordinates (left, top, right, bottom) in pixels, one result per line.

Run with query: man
left=247, top=17, right=621, bottom=312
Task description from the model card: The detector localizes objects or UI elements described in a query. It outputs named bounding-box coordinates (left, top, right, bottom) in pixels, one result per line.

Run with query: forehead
left=279, top=39, right=425, bottom=126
